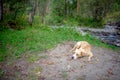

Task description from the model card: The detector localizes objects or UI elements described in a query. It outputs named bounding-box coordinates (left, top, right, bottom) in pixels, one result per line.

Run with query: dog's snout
left=71, top=56, right=74, bottom=59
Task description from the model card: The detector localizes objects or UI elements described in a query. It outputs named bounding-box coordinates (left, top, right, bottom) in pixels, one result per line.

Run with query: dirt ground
left=0, top=41, right=120, bottom=80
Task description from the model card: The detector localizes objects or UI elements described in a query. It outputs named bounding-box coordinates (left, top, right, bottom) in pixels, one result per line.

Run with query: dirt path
left=0, top=41, right=120, bottom=80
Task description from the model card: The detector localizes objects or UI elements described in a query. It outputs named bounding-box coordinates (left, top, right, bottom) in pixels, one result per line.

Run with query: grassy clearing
left=0, top=25, right=119, bottom=61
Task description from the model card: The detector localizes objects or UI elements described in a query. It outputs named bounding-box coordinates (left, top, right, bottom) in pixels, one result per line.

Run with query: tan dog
left=71, top=41, right=93, bottom=61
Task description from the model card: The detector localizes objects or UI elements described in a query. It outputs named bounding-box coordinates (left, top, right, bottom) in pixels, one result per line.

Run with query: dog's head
left=72, top=48, right=84, bottom=59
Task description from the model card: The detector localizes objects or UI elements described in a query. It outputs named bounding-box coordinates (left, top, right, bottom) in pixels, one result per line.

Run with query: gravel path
left=0, top=41, right=120, bottom=80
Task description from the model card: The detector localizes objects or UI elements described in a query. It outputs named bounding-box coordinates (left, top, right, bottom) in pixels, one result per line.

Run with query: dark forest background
left=0, top=0, right=120, bottom=30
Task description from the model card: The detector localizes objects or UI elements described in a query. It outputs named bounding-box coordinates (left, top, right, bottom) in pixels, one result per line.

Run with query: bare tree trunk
left=29, top=11, right=34, bottom=25
left=43, top=0, right=50, bottom=23
left=36, top=0, right=40, bottom=16
left=76, top=0, right=80, bottom=16
left=29, top=1, right=37, bottom=25
left=0, top=0, right=3, bottom=21
left=65, top=0, right=67, bottom=17
left=45, top=0, right=50, bottom=15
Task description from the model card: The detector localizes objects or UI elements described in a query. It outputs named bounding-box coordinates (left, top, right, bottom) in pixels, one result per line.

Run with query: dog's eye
left=76, top=54, right=79, bottom=56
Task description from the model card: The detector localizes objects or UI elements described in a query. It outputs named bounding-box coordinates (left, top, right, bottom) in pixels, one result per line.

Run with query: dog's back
left=72, top=41, right=91, bottom=52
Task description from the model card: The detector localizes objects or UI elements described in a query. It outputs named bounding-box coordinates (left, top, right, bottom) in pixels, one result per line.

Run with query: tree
left=29, top=0, right=37, bottom=25
left=0, top=0, right=3, bottom=21
left=65, top=0, right=68, bottom=17
left=90, top=0, right=116, bottom=22
left=76, top=0, right=80, bottom=16
left=45, top=0, right=50, bottom=15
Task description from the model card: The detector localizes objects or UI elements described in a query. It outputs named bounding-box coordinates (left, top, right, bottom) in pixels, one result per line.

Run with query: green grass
left=25, top=53, right=40, bottom=63
left=40, top=54, right=48, bottom=59
left=29, top=66, right=42, bottom=80
left=61, top=71, right=68, bottom=80
left=0, top=25, right=119, bottom=62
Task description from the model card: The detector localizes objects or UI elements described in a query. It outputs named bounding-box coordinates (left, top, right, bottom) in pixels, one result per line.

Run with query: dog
left=71, top=41, right=93, bottom=61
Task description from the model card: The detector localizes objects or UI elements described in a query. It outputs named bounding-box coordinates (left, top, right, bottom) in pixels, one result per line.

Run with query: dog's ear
left=81, top=51, right=84, bottom=56
left=80, top=49, right=85, bottom=56
left=76, top=45, right=81, bottom=49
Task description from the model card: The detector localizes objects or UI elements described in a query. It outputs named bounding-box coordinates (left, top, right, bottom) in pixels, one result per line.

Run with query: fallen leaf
left=80, top=64, right=86, bottom=68
left=107, top=68, right=114, bottom=75
left=72, top=69, right=77, bottom=73
left=65, top=53, right=69, bottom=56
left=82, top=60, right=86, bottom=62
left=47, top=61, right=54, bottom=65
left=42, top=61, right=55, bottom=65
left=88, top=61, right=93, bottom=64
left=38, top=76, right=45, bottom=80
left=54, top=56, right=61, bottom=58
left=36, top=71, right=41, bottom=76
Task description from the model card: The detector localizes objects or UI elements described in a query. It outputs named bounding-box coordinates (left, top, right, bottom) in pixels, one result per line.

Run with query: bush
left=44, top=14, right=64, bottom=25
left=0, top=13, right=29, bottom=30
left=79, top=16, right=104, bottom=27
left=63, top=17, right=79, bottom=26
left=104, top=11, right=120, bottom=23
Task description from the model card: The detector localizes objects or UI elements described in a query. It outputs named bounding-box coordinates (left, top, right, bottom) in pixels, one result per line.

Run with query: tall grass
left=0, top=24, right=119, bottom=61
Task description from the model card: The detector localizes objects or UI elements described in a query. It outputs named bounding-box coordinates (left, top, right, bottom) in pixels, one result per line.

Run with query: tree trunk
left=0, top=0, right=3, bottom=21
left=45, top=0, right=50, bottom=15
left=29, top=1, right=37, bottom=25
left=76, top=0, right=80, bottom=16
left=43, top=0, right=50, bottom=23
left=36, top=0, right=40, bottom=16
left=29, top=11, right=34, bottom=25
left=65, top=0, right=67, bottom=17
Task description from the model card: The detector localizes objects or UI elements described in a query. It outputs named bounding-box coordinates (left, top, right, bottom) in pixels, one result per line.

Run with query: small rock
left=67, top=65, right=71, bottom=70
left=36, top=71, right=41, bottom=76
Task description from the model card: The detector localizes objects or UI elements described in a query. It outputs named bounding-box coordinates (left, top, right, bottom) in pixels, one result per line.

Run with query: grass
left=25, top=53, right=40, bottom=63
left=0, top=24, right=119, bottom=62
left=29, top=67, right=42, bottom=80
left=61, top=71, right=68, bottom=80
left=40, top=54, right=48, bottom=59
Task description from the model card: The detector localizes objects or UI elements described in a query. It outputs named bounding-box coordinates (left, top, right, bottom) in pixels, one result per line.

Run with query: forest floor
left=0, top=41, right=120, bottom=80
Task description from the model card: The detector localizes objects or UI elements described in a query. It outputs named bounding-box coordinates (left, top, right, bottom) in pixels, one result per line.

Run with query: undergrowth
left=63, top=16, right=104, bottom=28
